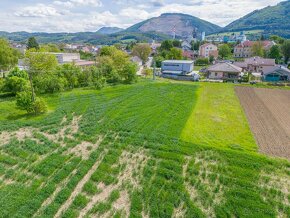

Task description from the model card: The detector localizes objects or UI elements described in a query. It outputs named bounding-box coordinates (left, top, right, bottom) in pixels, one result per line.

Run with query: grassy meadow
left=0, top=79, right=289, bottom=218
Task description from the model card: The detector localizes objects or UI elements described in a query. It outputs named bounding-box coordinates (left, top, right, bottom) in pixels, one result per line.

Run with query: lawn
left=0, top=80, right=289, bottom=218
left=181, top=83, right=257, bottom=151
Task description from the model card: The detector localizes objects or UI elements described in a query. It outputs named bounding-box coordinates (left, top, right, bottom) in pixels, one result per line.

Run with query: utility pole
left=25, top=59, right=36, bottom=102
left=27, top=70, right=36, bottom=102
left=153, top=59, right=156, bottom=81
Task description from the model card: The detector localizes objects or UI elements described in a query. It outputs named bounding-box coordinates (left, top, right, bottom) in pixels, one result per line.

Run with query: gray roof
left=263, top=66, right=290, bottom=76
left=207, top=62, right=242, bottom=73
left=162, top=60, right=194, bottom=64
left=233, top=62, right=247, bottom=68
left=245, top=57, right=275, bottom=66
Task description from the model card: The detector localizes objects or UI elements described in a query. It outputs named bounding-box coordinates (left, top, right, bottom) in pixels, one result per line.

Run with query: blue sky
left=0, top=0, right=284, bottom=32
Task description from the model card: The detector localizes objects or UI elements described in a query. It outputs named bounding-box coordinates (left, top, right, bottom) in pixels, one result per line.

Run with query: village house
left=199, top=43, right=218, bottom=59
left=234, top=40, right=275, bottom=58
left=207, top=62, right=242, bottom=80
left=262, top=65, right=290, bottom=82
left=234, top=56, right=275, bottom=76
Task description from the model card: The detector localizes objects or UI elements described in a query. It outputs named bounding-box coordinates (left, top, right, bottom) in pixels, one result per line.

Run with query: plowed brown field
left=235, top=87, right=290, bottom=160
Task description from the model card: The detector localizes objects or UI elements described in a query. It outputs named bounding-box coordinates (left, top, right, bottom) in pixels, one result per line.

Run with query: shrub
left=89, top=67, right=106, bottom=90
left=16, top=91, right=47, bottom=114
left=142, top=67, right=153, bottom=78
left=195, top=58, right=209, bottom=66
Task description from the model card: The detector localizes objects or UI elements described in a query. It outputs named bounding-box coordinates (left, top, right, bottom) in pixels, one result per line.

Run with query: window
left=215, top=73, right=218, bottom=77
left=164, top=64, right=180, bottom=67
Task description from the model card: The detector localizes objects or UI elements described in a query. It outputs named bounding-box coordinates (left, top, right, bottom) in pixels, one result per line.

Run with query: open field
left=181, top=83, right=257, bottom=151
left=236, top=87, right=290, bottom=160
left=0, top=80, right=289, bottom=217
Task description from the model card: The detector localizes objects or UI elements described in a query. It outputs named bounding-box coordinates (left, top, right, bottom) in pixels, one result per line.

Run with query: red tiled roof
left=200, top=43, right=216, bottom=48
left=235, top=40, right=274, bottom=48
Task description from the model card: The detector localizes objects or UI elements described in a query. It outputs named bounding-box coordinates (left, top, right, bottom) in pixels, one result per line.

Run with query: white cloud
left=3, top=0, right=285, bottom=32
left=53, top=0, right=102, bottom=8
left=15, top=4, right=62, bottom=17
left=119, top=8, right=151, bottom=20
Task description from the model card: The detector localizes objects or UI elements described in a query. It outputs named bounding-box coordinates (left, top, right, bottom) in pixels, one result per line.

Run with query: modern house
left=207, top=62, right=242, bottom=80
left=161, top=60, right=194, bottom=75
left=262, top=66, right=290, bottom=82
left=199, top=43, right=218, bottom=58
left=234, top=41, right=275, bottom=58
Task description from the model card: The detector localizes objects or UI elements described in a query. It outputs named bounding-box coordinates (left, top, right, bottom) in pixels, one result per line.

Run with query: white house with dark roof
left=207, top=62, right=242, bottom=80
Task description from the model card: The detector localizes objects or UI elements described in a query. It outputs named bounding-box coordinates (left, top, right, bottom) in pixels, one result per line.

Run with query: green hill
left=223, top=0, right=290, bottom=38
left=96, top=27, right=124, bottom=35
left=0, top=31, right=170, bottom=45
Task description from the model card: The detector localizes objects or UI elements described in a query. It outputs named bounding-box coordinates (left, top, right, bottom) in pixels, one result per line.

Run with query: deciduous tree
left=0, top=38, right=18, bottom=71
left=281, top=40, right=290, bottom=64
left=219, top=44, right=231, bottom=59
left=252, top=41, right=265, bottom=57
left=132, top=44, right=152, bottom=64
left=27, top=37, right=39, bottom=50
left=268, top=45, right=281, bottom=63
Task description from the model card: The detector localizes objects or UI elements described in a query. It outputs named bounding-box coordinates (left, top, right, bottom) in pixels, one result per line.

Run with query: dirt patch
left=0, top=176, right=15, bottom=186
left=80, top=149, right=149, bottom=217
left=172, top=202, right=186, bottom=218
left=0, top=127, right=42, bottom=146
left=235, top=87, right=290, bottom=160
left=117, top=149, right=149, bottom=189
left=41, top=115, right=82, bottom=147
left=259, top=168, right=290, bottom=216
left=54, top=149, right=108, bottom=218
left=65, top=136, right=104, bottom=160
left=112, top=190, right=131, bottom=217
left=0, top=132, right=12, bottom=145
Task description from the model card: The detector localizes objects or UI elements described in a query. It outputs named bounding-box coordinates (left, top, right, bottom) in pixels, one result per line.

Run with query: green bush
left=16, top=91, right=47, bottom=114
left=195, top=58, right=209, bottom=66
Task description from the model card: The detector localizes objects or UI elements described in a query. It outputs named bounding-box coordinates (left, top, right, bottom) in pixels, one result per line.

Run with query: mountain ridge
left=126, top=13, right=222, bottom=37
left=222, top=0, right=290, bottom=37
left=97, top=27, right=124, bottom=35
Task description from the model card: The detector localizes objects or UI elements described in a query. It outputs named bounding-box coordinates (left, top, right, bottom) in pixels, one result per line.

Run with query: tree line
left=0, top=38, right=138, bottom=115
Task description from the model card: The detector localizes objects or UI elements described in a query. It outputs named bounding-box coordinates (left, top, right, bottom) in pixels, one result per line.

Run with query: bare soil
left=235, top=87, right=290, bottom=160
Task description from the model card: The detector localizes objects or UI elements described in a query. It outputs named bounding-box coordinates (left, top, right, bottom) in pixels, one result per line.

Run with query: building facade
left=234, top=41, right=275, bottom=58
left=233, top=57, right=276, bottom=76
left=161, top=60, right=194, bottom=75
left=53, top=53, right=80, bottom=64
left=199, top=43, right=218, bottom=58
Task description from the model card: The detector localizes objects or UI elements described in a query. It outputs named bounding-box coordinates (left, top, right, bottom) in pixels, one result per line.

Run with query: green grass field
left=0, top=80, right=289, bottom=218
